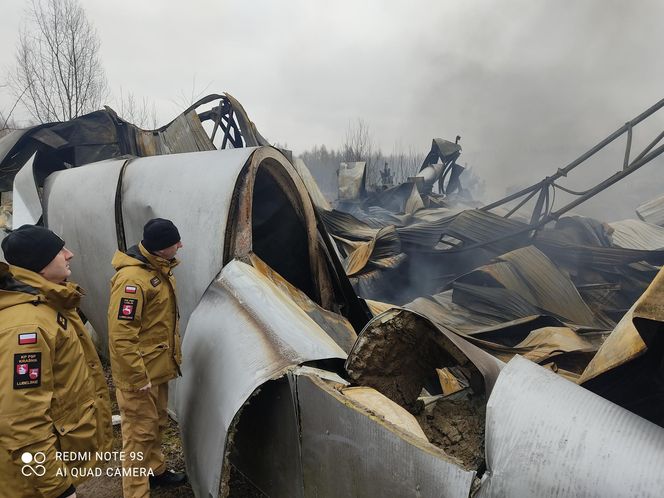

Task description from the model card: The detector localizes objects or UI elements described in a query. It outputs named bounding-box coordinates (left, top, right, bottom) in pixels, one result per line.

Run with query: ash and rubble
left=2, top=94, right=664, bottom=497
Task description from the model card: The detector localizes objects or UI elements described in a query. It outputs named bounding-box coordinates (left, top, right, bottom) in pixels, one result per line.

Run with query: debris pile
left=415, top=390, right=486, bottom=470
left=2, top=93, right=664, bottom=497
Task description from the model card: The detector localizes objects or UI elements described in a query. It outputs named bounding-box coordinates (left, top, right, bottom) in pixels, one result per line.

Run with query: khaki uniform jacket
left=0, top=263, right=113, bottom=498
left=108, top=243, right=182, bottom=391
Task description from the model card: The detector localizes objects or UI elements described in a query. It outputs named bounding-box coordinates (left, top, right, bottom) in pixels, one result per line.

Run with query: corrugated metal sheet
left=407, top=291, right=501, bottom=333
left=636, top=193, right=664, bottom=226
left=477, top=355, right=664, bottom=498
left=396, top=213, right=456, bottom=247
left=452, top=281, right=542, bottom=321
left=497, top=246, right=599, bottom=326
left=339, top=225, right=402, bottom=276
left=406, top=289, right=596, bottom=370
left=534, top=229, right=664, bottom=266
left=135, top=110, right=215, bottom=155
left=458, top=246, right=601, bottom=327
left=445, top=209, right=528, bottom=247
left=609, top=218, right=664, bottom=250
left=320, top=209, right=381, bottom=241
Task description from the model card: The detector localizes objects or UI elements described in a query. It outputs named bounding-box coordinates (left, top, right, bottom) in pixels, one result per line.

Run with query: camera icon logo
left=20, top=452, right=47, bottom=477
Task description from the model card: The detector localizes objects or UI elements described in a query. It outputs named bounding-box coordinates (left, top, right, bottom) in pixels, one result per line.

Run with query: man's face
left=155, top=240, right=183, bottom=260
left=39, top=247, right=74, bottom=284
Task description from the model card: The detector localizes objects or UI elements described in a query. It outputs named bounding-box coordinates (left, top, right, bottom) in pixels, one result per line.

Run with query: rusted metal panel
left=158, top=111, right=215, bottom=154
left=579, top=266, right=664, bottom=397
left=176, top=260, right=346, bottom=498
left=477, top=355, right=664, bottom=498
left=296, top=373, right=476, bottom=498
left=250, top=254, right=357, bottom=353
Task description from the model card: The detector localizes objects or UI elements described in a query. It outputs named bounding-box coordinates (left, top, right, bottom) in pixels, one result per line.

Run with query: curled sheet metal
left=135, top=110, right=215, bottom=155
left=578, top=298, right=645, bottom=385
left=176, top=259, right=346, bottom=498
left=12, top=153, right=41, bottom=226
left=609, top=218, right=664, bottom=250
left=459, top=245, right=599, bottom=327
left=43, top=159, right=127, bottom=353
left=295, top=373, right=476, bottom=498
left=249, top=254, right=357, bottom=353
left=404, top=182, right=425, bottom=214
left=579, top=266, right=664, bottom=385
left=636, top=193, right=664, bottom=226
left=338, top=161, right=366, bottom=201
left=0, top=128, right=43, bottom=191
left=119, top=147, right=256, bottom=337
left=477, top=355, right=664, bottom=498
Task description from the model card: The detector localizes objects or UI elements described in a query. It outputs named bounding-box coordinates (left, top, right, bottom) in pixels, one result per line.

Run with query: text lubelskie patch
left=14, top=352, right=41, bottom=389
left=118, top=298, right=138, bottom=320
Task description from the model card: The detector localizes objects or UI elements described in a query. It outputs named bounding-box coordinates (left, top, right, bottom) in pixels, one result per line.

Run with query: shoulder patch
left=18, top=332, right=38, bottom=345
left=14, top=352, right=41, bottom=389
left=118, top=297, right=138, bottom=321
left=150, top=276, right=161, bottom=287
left=57, top=312, right=67, bottom=329
left=124, top=285, right=137, bottom=294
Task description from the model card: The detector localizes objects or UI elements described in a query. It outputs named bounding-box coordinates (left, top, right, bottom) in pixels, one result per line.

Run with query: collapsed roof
left=2, top=93, right=664, bottom=497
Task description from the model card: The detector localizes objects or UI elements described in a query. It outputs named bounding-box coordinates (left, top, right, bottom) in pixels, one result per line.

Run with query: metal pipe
left=483, top=98, right=664, bottom=211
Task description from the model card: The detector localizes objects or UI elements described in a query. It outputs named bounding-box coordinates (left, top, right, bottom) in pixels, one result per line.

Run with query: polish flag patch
left=18, top=332, right=37, bottom=345
left=125, top=285, right=137, bottom=294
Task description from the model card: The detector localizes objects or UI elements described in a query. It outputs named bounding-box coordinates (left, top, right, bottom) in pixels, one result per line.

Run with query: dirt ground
left=76, top=365, right=194, bottom=498
left=415, top=389, right=486, bottom=470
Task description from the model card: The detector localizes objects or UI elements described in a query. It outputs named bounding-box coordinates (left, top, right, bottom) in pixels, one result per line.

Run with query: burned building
left=1, top=94, right=664, bottom=497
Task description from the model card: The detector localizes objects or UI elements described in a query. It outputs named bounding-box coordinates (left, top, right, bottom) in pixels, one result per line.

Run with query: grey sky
left=1, top=0, right=663, bottom=219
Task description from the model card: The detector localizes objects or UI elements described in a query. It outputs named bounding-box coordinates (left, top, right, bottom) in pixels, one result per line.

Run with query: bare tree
left=171, top=74, right=213, bottom=111
left=10, top=0, right=108, bottom=123
left=0, top=83, right=24, bottom=136
left=115, top=88, right=159, bottom=129
left=342, top=118, right=374, bottom=163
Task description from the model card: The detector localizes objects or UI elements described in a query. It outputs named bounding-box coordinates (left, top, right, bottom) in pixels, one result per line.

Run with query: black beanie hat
left=142, top=218, right=180, bottom=252
left=1, top=225, right=65, bottom=273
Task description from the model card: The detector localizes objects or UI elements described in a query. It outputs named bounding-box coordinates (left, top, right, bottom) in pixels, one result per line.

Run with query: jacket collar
left=5, top=265, right=83, bottom=310
left=138, top=242, right=179, bottom=277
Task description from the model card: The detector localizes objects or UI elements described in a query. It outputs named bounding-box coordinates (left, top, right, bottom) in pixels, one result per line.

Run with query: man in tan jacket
left=0, top=225, right=112, bottom=498
left=108, top=218, right=185, bottom=498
